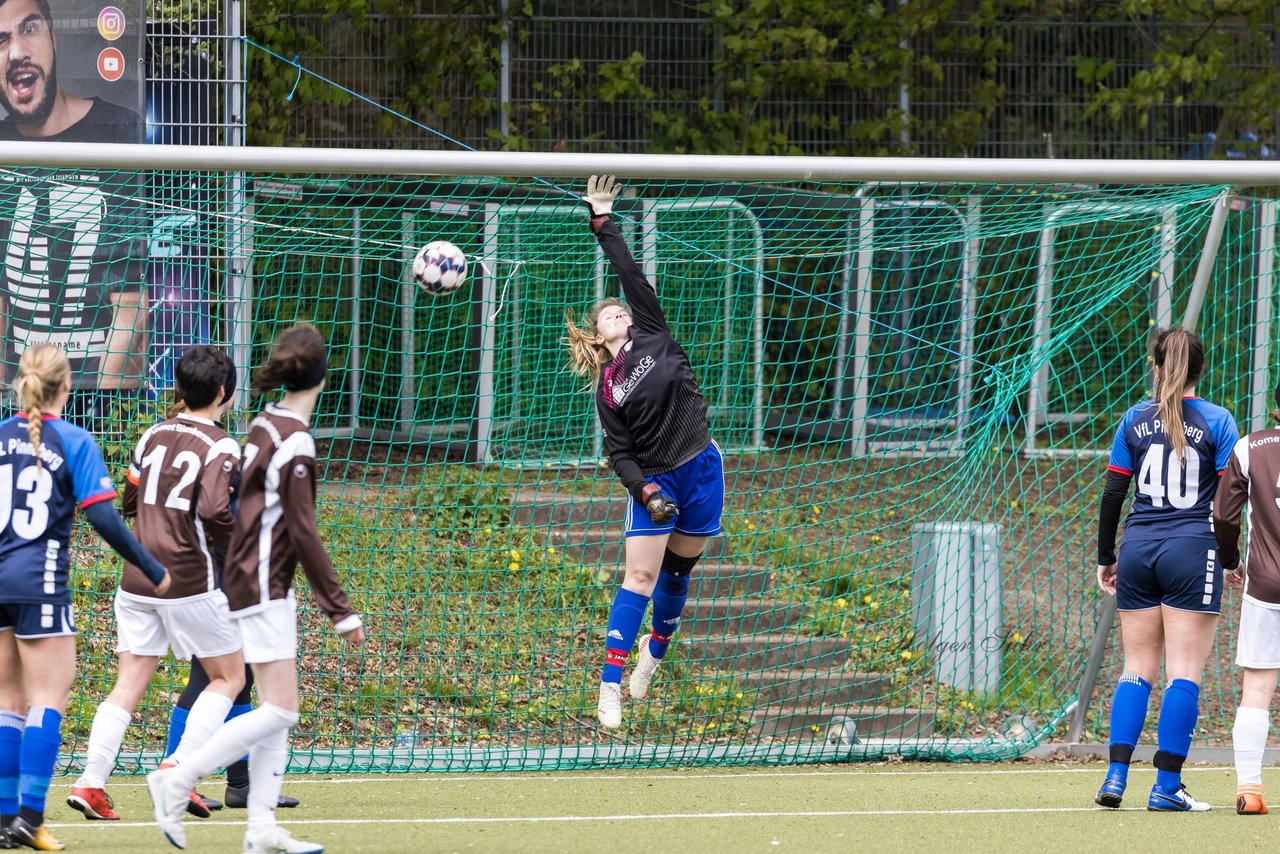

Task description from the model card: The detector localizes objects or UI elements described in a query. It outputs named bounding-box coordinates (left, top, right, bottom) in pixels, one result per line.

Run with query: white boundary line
left=48, top=806, right=1170, bottom=829
left=97, top=765, right=1237, bottom=787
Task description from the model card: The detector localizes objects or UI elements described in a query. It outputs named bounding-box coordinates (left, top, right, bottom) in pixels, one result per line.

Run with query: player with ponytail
left=1094, top=327, right=1239, bottom=812
left=147, top=324, right=362, bottom=854
left=564, top=176, right=725, bottom=730
left=0, top=344, right=169, bottom=850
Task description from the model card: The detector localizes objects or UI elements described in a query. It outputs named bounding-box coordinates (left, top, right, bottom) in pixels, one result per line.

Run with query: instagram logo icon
left=97, top=6, right=125, bottom=40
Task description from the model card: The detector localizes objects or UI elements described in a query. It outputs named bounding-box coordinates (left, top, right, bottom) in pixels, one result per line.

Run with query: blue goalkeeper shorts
left=625, top=441, right=724, bottom=539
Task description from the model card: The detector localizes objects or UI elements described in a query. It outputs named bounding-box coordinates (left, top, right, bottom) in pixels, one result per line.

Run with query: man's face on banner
left=0, top=0, right=56, bottom=125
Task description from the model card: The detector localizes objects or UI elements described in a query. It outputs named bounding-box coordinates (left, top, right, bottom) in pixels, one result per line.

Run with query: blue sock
left=648, top=571, right=690, bottom=659
left=602, top=587, right=650, bottom=684
left=19, top=707, right=61, bottom=818
left=165, top=705, right=189, bottom=757
left=0, top=710, right=22, bottom=820
left=1156, top=678, right=1200, bottom=791
left=1106, top=673, right=1152, bottom=782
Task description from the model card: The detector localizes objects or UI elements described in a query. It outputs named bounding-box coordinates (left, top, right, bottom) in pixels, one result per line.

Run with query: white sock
left=168, top=703, right=299, bottom=791
left=76, top=703, right=131, bottom=789
left=167, top=691, right=234, bottom=765
left=1234, top=705, right=1270, bottom=787
left=246, top=727, right=289, bottom=834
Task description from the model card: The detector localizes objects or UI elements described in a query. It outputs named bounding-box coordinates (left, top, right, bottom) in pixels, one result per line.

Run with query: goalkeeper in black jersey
left=564, top=175, right=725, bottom=729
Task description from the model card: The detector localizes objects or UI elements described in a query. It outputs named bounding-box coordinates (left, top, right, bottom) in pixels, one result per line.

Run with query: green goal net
left=24, top=164, right=1271, bottom=771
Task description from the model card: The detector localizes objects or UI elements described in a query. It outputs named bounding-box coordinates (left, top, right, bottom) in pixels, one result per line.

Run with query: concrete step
left=547, top=527, right=732, bottom=566
left=733, top=669, right=894, bottom=706
left=750, top=705, right=935, bottom=740
left=682, top=633, right=852, bottom=670
left=512, top=491, right=628, bottom=528
left=593, top=564, right=771, bottom=599
left=681, top=599, right=806, bottom=635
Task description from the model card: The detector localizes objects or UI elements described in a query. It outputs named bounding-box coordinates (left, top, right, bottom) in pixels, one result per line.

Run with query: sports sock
left=18, top=706, right=61, bottom=822
left=648, top=571, right=690, bottom=659
left=226, top=703, right=253, bottom=790
left=602, top=587, right=649, bottom=684
left=168, top=691, right=233, bottom=765
left=0, top=709, right=22, bottom=822
left=1106, top=673, right=1151, bottom=782
left=246, top=727, right=288, bottom=834
left=1155, top=678, right=1200, bottom=791
left=164, top=705, right=189, bottom=758
left=1233, top=705, right=1270, bottom=788
left=77, top=702, right=131, bottom=789
left=167, top=704, right=298, bottom=792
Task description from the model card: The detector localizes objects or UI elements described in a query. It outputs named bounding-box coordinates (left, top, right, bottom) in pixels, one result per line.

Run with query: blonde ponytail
left=562, top=298, right=625, bottom=391
left=13, top=344, right=70, bottom=469
left=1152, top=327, right=1205, bottom=464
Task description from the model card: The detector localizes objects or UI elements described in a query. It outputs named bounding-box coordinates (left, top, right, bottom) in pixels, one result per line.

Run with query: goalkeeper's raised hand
left=640, top=482, right=678, bottom=525
left=583, top=174, right=622, bottom=218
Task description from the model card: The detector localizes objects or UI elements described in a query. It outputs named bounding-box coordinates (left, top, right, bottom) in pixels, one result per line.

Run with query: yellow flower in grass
left=901, top=650, right=913, bottom=661
left=508, top=562, right=520, bottom=571
left=835, top=598, right=847, bottom=609
left=511, top=675, right=521, bottom=685
left=509, top=550, right=522, bottom=560
left=863, top=595, right=872, bottom=605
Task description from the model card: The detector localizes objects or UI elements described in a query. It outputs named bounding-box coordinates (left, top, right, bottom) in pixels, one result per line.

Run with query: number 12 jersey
left=1108, top=397, right=1239, bottom=540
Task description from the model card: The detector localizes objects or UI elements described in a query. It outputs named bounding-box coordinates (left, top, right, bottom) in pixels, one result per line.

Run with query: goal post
left=4, top=141, right=1277, bottom=771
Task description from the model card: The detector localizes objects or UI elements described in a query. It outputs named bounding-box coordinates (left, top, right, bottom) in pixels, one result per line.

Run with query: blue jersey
left=1108, top=397, right=1239, bottom=540
left=0, top=415, right=117, bottom=604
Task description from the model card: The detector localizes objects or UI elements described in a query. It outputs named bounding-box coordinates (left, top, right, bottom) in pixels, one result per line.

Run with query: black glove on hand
left=640, top=482, right=678, bottom=525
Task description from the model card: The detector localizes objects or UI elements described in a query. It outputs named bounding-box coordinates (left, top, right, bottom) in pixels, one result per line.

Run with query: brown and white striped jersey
left=222, top=403, right=357, bottom=627
left=1215, top=427, right=1280, bottom=607
left=120, top=413, right=240, bottom=599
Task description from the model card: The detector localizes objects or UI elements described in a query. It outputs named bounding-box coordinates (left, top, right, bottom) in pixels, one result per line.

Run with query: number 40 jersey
left=1108, top=397, right=1239, bottom=540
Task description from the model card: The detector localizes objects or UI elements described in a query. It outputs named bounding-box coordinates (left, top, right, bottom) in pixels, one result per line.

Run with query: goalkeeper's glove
left=583, top=174, right=622, bottom=218
left=640, top=482, right=678, bottom=525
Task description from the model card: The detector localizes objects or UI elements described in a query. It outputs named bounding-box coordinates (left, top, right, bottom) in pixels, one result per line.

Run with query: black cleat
left=224, top=785, right=299, bottom=809
left=6, top=816, right=63, bottom=851
left=0, top=825, right=17, bottom=850
left=195, top=792, right=223, bottom=812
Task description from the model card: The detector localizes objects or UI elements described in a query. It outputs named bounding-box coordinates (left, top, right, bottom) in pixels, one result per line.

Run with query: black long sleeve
left=591, top=216, right=668, bottom=334
left=1097, top=470, right=1132, bottom=565
left=589, top=215, right=713, bottom=489
left=84, top=500, right=167, bottom=585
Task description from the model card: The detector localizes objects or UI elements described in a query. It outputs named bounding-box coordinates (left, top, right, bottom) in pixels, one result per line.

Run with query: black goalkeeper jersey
left=591, top=216, right=712, bottom=503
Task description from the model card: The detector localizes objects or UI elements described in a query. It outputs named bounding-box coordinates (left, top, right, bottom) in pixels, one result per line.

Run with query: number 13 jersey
left=0, top=414, right=118, bottom=604
left=1108, top=396, right=1239, bottom=540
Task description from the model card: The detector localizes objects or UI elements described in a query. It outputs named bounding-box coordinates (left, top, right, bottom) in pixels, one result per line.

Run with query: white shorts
left=234, top=591, right=299, bottom=664
left=1237, top=596, right=1280, bottom=669
left=114, top=589, right=241, bottom=660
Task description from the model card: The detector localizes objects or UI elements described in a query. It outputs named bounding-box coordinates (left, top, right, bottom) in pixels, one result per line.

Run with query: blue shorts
left=1116, top=536, right=1222, bottom=614
left=0, top=602, right=77, bottom=639
left=625, top=442, right=725, bottom=538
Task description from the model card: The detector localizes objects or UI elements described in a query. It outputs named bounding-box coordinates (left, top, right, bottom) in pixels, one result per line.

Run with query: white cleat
left=597, top=681, right=622, bottom=729
left=146, top=766, right=189, bottom=849
left=244, top=826, right=326, bottom=853
left=629, top=637, right=662, bottom=699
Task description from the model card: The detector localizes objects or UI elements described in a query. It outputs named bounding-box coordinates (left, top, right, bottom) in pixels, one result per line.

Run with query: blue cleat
left=1095, top=776, right=1126, bottom=808
left=1148, top=783, right=1211, bottom=812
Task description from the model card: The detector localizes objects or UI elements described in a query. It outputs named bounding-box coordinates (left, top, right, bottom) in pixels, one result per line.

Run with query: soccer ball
left=412, top=241, right=467, bottom=295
